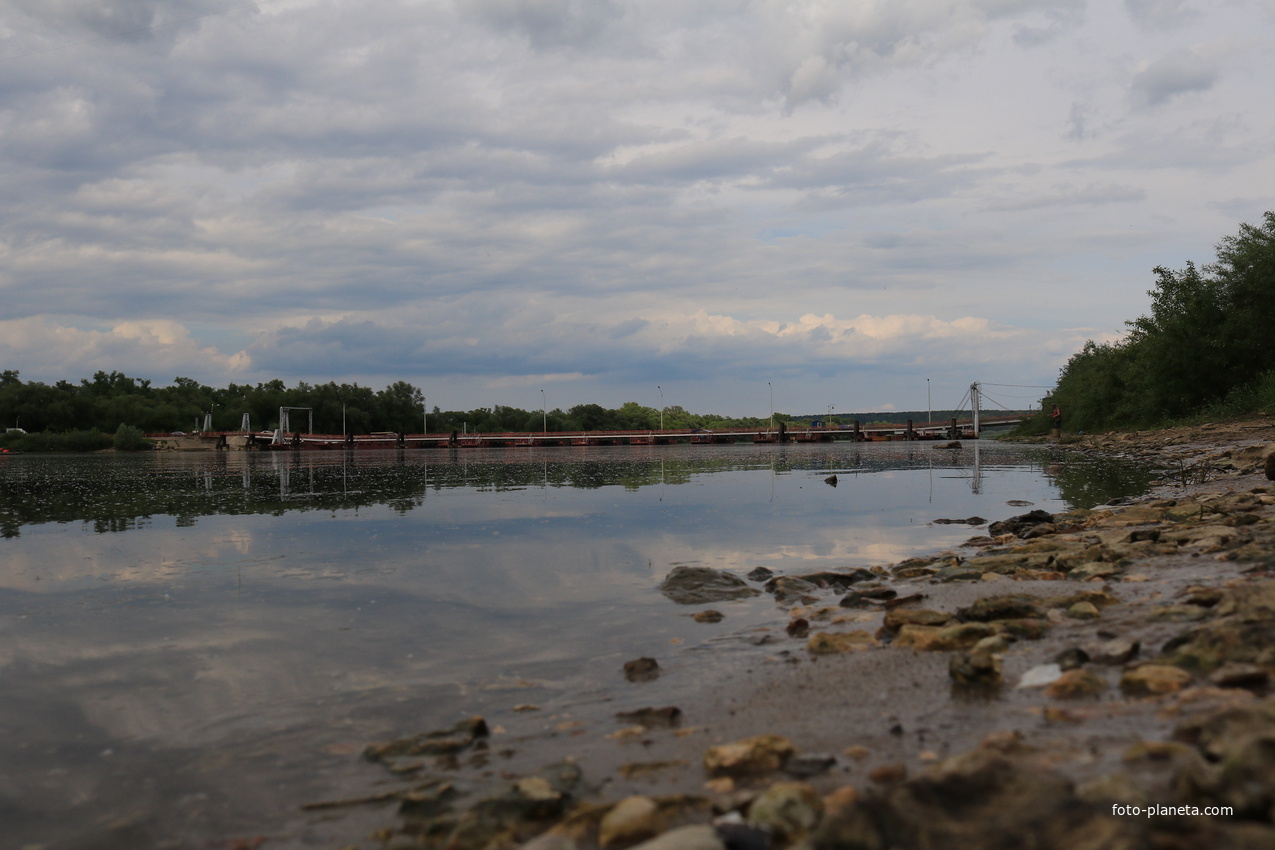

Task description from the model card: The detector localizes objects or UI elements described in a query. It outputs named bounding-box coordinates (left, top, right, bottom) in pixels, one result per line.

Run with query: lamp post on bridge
left=768, top=382, right=773, bottom=433
left=927, top=378, right=931, bottom=427
left=657, top=385, right=663, bottom=431
left=541, top=389, right=546, bottom=436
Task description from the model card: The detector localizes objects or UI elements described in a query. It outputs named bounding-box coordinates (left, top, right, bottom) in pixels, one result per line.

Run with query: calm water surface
left=0, top=442, right=1153, bottom=848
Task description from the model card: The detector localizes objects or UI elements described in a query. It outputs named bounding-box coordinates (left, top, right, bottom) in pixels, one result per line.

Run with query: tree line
left=1027, top=211, right=1275, bottom=434
left=0, top=370, right=802, bottom=444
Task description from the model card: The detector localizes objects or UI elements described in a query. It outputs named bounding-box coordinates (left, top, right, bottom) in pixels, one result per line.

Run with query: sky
left=2, top=1, right=1273, bottom=418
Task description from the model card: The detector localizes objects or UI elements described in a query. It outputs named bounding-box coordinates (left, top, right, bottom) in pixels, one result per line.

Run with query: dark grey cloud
left=240, top=311, right=892, bottom=388
left=9, top=0, right=204, bottom=43
left=457, top=0, right=623, bottom=49
left=1131, top=48, right=1219, bottom=108
left=1124, top=0, right=1196, bottom=31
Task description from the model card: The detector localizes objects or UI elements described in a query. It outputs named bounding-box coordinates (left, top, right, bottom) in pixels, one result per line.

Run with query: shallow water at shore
left=0, top=442, right=1155, bottom=847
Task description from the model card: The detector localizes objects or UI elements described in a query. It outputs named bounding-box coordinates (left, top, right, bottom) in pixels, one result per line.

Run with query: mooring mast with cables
left=970, top=381, right=981, bottom=438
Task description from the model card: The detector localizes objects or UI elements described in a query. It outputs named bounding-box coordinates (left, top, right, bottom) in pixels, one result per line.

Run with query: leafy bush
left=113, top=423, right=150, bottom=451
left=3, top=429, right=112, bottom=452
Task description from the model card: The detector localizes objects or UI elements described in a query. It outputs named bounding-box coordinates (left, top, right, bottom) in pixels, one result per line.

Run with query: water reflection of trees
left=1, top=453, right=780, bottom=536
left=0, top=445, right=1153, bottom=537
left=1042, top=453, right=1159, bottom=509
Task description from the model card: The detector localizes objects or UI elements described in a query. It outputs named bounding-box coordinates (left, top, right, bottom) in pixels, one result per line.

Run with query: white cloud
left=0, top=317, right=251, bottom=382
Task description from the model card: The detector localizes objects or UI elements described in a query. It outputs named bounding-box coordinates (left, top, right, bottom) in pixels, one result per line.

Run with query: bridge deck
left=197, top=416, right=1024, bottom=449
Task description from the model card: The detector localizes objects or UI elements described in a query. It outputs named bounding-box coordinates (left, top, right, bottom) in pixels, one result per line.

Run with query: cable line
left=980, top=382, right=1053, bottom=389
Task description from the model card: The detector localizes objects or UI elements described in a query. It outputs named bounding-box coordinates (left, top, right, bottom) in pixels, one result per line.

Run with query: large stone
left=794, top=569, right=876, bottom=588
left=1091, top=638, right=1140, bottom=665
left=1046, top=669, right=1106, bottom=699
left=704, top=735, right=795, bottom=777
left=957, top=594, right=1046, bottom=622
left=882, top=608, right=951, bottom=633
left=1120, top=664, right=1193, bottom=696
left=624, top=657, right=661, bottom=683
left=812, top=749, right=1143, bottom=850
left=934, top=564, right=989, bottom=582
left=839, top=587, right=898, bottom=608
left=764, top=575, right=820, bottom=603
left=1068, top=562, right=1123, bottom=581
left=987, top=510, right=1055, bottom=537
left=1213, top=580, right=1275, bottom=621
left=995, top=618, right=1050, bottom=640
left=628, top=826, right=725, bottom=850
left=1017, top=664, right=1064, bottom=689
left=949, top=651, right=1003, bottom=688
left=1067, top=601, right=1101, bottom=620
left=807, top=630, right=877, bottom=655
left=521, top=832, right=581, bottom=850
left=1209, top=663, right=1270, bottom=689
left=1160, top=582, right=1275, bottom=673
left=747, top=781, right=824, bottom=842
left=614, top=707, right=682, bottom=729
left=467, top=761, right=582, bottom=825
left=786, top=753, right=837, bottom=778
left=659, top=567, right=760, bottom=605
left=364, top=716, right=489, bottom=763
left=599, top=796, right=663, bottom=849
left=1172, top=697, right=1275, bottom=818
left=1046, top=589, right=1120, bottom=611
left=962, top=552, right=1059, bottom=576
left=895, top=622, right=998, bottom=651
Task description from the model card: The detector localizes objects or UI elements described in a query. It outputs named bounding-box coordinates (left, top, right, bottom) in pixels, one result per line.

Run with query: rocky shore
left=311, top=419, right=1275, bottom=850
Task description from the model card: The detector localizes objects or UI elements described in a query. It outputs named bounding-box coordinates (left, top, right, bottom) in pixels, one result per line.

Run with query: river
left=0, top=441, right=1154, bottom=848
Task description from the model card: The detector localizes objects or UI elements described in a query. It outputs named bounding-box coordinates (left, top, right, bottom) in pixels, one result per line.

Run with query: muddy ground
left=299, top=419, right=1275, bottom=850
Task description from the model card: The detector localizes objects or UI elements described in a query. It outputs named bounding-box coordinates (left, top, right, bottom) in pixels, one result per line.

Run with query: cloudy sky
left=2, top=1, right=1272, bottom=417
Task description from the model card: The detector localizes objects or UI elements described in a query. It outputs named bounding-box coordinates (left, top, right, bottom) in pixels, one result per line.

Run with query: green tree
left=1048, top=211, right=1275, bottom=431
left=1211, top=210, right=1275, bottom=379
left=376, top=381, right=425, bottom=432
left=1124, top=261, right=1227, bottom=417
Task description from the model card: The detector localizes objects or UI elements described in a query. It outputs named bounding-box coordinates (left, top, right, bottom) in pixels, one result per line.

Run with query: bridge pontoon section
left=196, top=415, right=1023, bottom=451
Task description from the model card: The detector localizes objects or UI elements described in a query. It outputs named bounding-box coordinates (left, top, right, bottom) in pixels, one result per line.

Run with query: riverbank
left=304, top=420, right=1275, bottom=850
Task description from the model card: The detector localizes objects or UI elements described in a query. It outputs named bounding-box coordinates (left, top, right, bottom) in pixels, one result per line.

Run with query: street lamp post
left=541, top=389, right=546, bottom=435
left=768, top=382, right=773, bottom=432
left=423, top=398, right=427, bottom=435
left=657, top=385, right=663, bottom=431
